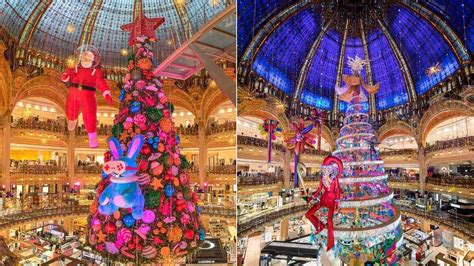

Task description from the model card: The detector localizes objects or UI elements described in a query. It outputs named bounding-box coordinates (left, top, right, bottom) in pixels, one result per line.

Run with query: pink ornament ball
left=142, top=210, right=156, bottom=224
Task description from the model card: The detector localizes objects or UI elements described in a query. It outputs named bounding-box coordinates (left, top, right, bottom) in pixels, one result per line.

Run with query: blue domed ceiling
left=238, top=0, right=473, bottom=111
left=1, top=0, right=227, bottom=67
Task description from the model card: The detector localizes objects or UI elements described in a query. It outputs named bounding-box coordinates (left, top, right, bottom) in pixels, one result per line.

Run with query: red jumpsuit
left=305, top=156, right=342, bottom=251
left=61, top=66, right=111, bottom=145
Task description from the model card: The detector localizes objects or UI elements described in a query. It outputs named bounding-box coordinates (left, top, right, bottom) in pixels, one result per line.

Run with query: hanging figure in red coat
left=61, top=46, right=113, bottom=148
left=305, top=155, right=343, bottom=251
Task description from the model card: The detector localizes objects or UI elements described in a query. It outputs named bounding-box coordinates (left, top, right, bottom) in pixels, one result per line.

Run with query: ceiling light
left=66, top=24, right=75, bottom=33
left=120, top=49, right=128, bottom=56
left=34, top=105, right=40, bottom=110
left=18, top=102, right=24, bottom=107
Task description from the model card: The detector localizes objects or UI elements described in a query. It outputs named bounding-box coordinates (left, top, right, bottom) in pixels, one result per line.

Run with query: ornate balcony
left=12, top=118, right=67, bottom=134
left=425, top=136, right=474, bottom=154
left=238, top=173, right=283, bottom=186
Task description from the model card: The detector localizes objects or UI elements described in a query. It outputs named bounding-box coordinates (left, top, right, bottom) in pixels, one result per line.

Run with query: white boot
left=68, top=119, right=77, bottom=131
left=88, top=132, right=98, bottom=148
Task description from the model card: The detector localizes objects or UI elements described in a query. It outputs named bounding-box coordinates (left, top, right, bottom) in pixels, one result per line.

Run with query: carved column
left=67, top=130, right=76, bottom=190
left=418, top=145, right=427, bottom=194
left=279, top=218, right=289, bottom=241
left=197, top=119, right=208, bottom=187
left=1, top=110, right=12, bottom=191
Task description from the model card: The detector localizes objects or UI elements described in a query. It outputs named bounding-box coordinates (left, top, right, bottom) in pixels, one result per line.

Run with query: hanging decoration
left=284, top=119, right=315, bottom=187
left=259, top=119, right=281, bottom=162
left=305, top=155, right=343, bottom=251
left=60, top=45, right=114, bottom=148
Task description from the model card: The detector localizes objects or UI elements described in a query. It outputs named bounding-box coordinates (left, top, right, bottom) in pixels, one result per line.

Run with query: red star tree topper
left=121, top=12, right=165, bottom=46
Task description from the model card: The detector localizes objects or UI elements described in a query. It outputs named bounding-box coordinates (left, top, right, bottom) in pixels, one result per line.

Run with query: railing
left=426, top=176, right=474, bottom=188
left=75, top=165, right=102, bottom=174
left=76, top=125, right=111, bottom=136
left=0, top=205, right=89, bottom=229
left=10, top=165, right=66, bottom=175
left=176, top=125, right=199, bottom=135
left=200, top=205, right=236, bottom=218
left=237, top=135, right=286, bottom=152
left=237, top=135, right=330, bottom=156
left=397, top=204, right=474, bottom=240
left=12, top=118, right=67, bottom=134
left=387, top=175, right=420, bottom=183
left=209, top=165, right=236, bottom=174
left=425, top=136, right=474, bottom=154
left=238, top=173, right=283, bottom=186
left=207, top=122, right=236, bottom=135
left=380, top=149, right=417, bottom=157
left=238, top=202, right=307, bottom=235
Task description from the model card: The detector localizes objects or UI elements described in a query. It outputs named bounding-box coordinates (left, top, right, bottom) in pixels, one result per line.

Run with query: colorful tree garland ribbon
left=310, top=109, right=325, bottom=152
left=259, top=119, right=281, bottom=163
left=284, top=119, right=316, bottom=187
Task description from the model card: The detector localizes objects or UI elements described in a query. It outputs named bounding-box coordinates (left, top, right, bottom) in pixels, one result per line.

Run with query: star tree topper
left=121, top=12, right=165, bottom=46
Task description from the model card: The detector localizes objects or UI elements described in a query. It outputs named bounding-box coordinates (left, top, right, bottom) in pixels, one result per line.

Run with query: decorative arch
left=201, top=85, right=231, bottom=123
left=378, top=119, right=416, bottom=142
left=0, top=41, right=12, bottom=111
left=420, top=100, right=474, bottom=145
left=162, top=79, right=198, bottom=116
left=310, top=124, right=336, bottom=150
left=11, top=68, right=68, bottom=114
left=238, top=96, right=290, bottom=132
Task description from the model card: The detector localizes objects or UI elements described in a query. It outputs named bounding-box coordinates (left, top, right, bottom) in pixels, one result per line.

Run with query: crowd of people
left=76, top=124, right=111, bottom=136
left=207, top=121, right=236, bottom=135
left=12, top=116, right=67, bottom=133
left=237, top=135, right=286, bottom=151
left=425, top=135, right=474, bottom=153
left=10, top=160, right=65, bottom=174
left=237, top=172, right=283, bottom=186
left=75, top=161, right=102, bottom=173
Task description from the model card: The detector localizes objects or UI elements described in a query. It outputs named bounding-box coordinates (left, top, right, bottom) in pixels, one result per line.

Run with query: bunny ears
left=108, top=135, right=144, bottom=160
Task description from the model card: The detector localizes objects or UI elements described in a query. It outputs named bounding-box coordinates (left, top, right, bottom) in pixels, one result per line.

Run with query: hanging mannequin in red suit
left=61, top=47, right=113, bottom=148
left=305, top=156, right=343, bottom=251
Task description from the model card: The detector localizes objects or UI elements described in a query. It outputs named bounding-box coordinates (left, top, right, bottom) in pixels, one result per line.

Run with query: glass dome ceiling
left=238, top=0, right=473, bottom=111
left=1, top=0, right=228, bottom=67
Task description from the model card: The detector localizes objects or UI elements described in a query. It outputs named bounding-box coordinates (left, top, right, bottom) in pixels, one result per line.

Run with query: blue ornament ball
left=199, top=228, right=205, bottom=241
left=175, top=135, right=180, bottom=145
left=130, top=101, right=141, bottom=113
left=164, top=184, right=175, bottom=198
left=123, top=214, right=135, bottom=227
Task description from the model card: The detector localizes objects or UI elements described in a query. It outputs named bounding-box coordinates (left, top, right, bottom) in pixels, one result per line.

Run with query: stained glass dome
left=238, top=0, right=473, bottom=111
left=1, top=0, right=228, bottom=67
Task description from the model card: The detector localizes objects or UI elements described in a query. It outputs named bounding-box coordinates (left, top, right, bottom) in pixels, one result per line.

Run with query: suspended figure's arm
left=307, top=178, right=323, bottom=203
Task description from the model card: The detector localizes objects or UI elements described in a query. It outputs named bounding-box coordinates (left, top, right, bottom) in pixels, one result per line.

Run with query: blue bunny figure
left=99, top=134, right=145, bottom=220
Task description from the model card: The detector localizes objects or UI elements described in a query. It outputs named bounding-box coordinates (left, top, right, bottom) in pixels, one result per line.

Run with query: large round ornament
left=105, top=222, right=116, bottom=234
left=142, top=210, right=156, bottom=224
left=142, top=246, right=158, bottom=259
